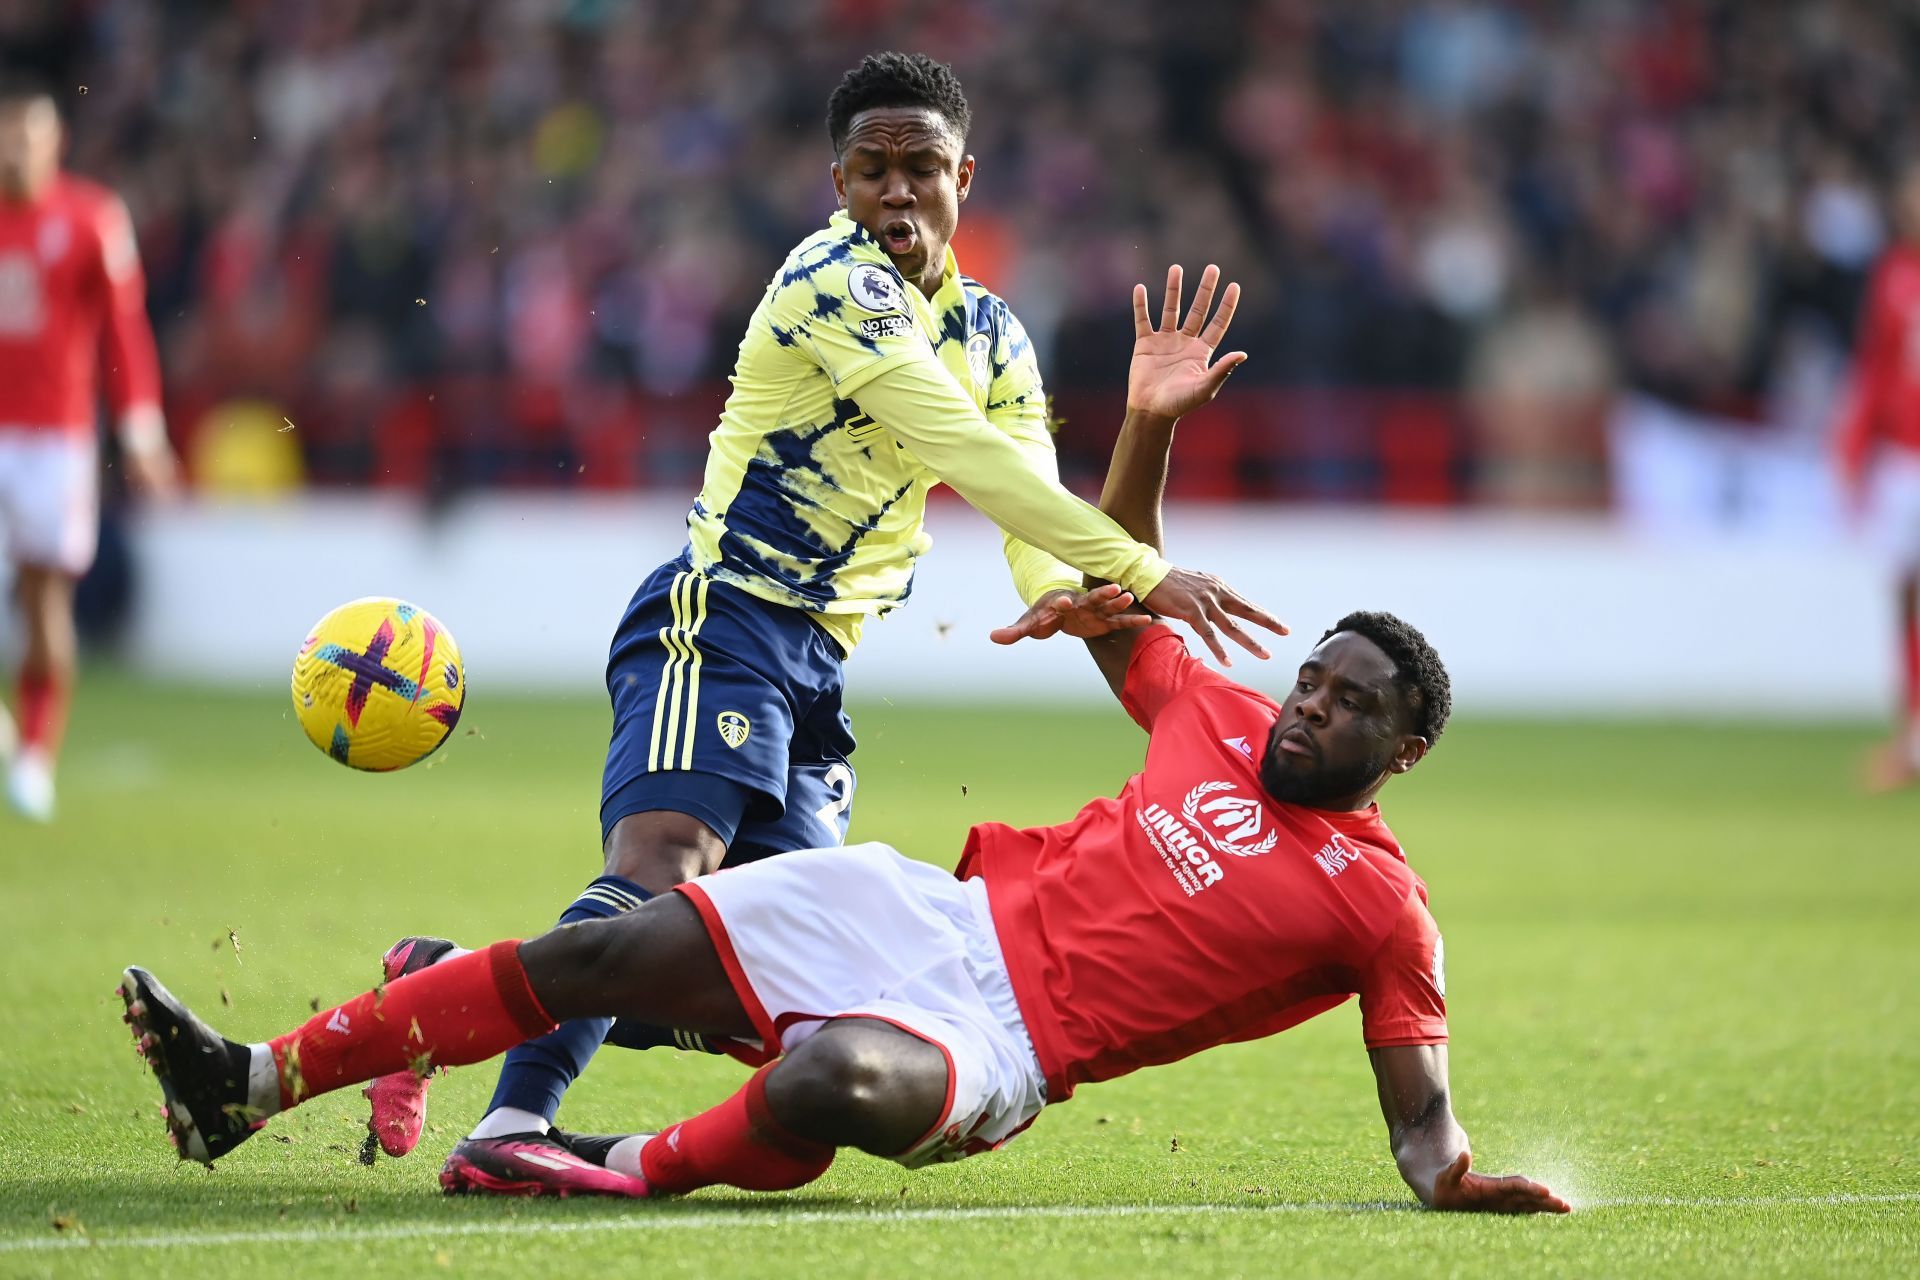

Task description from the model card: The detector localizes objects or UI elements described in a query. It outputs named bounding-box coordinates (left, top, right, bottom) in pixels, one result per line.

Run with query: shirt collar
left=830, top=210, right=960, bottom=299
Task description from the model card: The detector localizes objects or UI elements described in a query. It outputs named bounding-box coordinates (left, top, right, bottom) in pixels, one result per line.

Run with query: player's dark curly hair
left=1321, top=610, right=1452, bottom=744
left=826, top=52, right=971, bottom=155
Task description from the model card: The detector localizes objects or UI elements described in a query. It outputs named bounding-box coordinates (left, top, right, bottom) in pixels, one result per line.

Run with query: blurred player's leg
left=1864, top=459, right=1920, bottom=792
left=7, top=565, right=78, bottom=822
left=1886, top=571, right=1920, bottom=781
left=1, top=431, right=97, bottom=823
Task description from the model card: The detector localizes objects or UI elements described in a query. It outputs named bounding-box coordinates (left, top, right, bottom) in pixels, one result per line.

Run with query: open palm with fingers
left=1429, top=1151, right=1572, bottom=1215
left=1127, top=264, right=1247, bottom=421
left=989, top=583, right=1154, bottom=647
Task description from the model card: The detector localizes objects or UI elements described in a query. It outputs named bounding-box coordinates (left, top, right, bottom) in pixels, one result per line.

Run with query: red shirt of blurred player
left=959, top=625, right=1446, bottom=1100
left=0, top=104, right=164, bottom=449
left=1834, top=170, right=1920, bottom=480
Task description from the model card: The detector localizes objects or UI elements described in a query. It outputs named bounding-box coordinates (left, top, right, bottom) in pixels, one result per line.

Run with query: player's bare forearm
left=1095, top=409, right=1177, bottom=560
left=1369, top=1044, right=1571, bottom=1214
left=1082, top=409, right=1178, bottom=696
left=1371, top=1044, right=1458, bottom=1205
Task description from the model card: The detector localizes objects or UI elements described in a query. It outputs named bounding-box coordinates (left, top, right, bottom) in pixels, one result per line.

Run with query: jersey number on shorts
left=815, top=763, right=855, bottom=842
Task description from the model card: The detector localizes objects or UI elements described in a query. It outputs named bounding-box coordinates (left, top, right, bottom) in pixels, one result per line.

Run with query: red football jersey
left=0, top=174, right=163, bottom=436
left=958, top=625, right=1447, bottom=1100
left=1835, top=242, right=1920, bottom=472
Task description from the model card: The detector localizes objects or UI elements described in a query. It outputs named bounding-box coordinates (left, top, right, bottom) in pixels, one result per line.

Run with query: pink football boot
left=440, top=1130, right=652, bottom=1197
left=360, top=936, right=460, bottom=1159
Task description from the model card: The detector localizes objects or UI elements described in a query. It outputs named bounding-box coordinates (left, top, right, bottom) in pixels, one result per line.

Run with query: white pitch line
left=3, top=1191, right=1916, bottom=1254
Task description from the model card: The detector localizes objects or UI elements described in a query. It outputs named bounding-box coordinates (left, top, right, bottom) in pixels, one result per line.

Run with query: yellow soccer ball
left=290, top=598, right=466, bottom=771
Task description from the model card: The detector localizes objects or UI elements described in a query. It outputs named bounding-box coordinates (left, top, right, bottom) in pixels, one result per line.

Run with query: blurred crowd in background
left=7, top=0, right=1917, bottom=507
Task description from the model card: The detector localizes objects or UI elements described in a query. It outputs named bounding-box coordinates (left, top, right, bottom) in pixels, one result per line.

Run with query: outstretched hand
left=1141, top=567, right=1287, bottom=666
left=1127, top=264, right=1248, bottom=421
left=1428, top=1151, right=1572, bottom=1215
left=990, top=583, right=1154, bottom=646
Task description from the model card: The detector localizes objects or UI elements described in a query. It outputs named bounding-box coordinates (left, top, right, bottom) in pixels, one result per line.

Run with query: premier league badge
left=849, top=263, right=906, bottom=313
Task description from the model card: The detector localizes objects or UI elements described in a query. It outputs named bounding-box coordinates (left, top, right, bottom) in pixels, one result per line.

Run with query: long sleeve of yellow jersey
left=768, top=222, right=1169, bottom=601
left=850, top=360, right=1168, bottom=601
left=982, top=347, right=1086, bottom=607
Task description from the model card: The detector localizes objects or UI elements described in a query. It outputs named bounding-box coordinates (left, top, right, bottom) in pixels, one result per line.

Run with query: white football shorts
left=0, top=430, right=98, bottom=574
left=679, top=842, right=1049, bottom=1168
left=1867, top=444, right=1920, bottom=572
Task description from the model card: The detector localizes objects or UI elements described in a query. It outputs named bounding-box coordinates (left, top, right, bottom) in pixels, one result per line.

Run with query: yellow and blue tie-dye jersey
left=687, top=211, right=1169, bottom=655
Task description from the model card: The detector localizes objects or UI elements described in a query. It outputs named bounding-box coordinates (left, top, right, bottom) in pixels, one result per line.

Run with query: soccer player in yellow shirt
left=366, top=51, right=1284, bottom=1196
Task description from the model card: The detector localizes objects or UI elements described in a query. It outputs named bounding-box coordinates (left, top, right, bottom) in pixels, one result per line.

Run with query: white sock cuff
left=605, top=1132, right=655, bottom=1180
left=467, top=1106, right=552, bottom=1140
left=246, top=1043, right=281, bottom=1117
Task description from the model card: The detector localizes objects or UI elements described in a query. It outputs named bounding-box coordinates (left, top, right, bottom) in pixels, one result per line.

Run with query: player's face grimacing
left=831, top=106, right=974, bottom=295
left=1260, top=632, right=1429, bottom=811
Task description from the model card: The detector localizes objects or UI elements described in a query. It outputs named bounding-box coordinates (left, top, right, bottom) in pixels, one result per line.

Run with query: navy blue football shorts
left=601, top=554, right=855, bottom=864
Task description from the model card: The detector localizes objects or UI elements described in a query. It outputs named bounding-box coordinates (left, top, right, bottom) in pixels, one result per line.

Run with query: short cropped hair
left=826, top=52, right=971, bottom=155
left=1321, top=610, right=1452, bottom=743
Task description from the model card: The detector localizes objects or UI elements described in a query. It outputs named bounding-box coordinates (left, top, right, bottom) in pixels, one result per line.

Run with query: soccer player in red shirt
left=0, top=74, right=178, bottom=821
left=119, top=267, right=1567, bottom=1214
left=1834, top=160, right=1920, bottom=791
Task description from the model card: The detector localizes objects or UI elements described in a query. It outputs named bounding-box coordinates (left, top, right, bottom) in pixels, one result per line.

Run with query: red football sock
left=267, top=941, right=554, bottom=1110
left=640, top=1063, right=835, bottom=1194
left=16, top=670, right=69, bottom=758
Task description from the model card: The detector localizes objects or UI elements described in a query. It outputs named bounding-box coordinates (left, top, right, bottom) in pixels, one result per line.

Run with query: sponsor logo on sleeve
left=1312, top=832, right=1365, bottom=877
left=848, top=263, right=907, bottom=313
left=1432, top=934, right=1447, bottom=997
left=858, top=314, right=915, bottom=341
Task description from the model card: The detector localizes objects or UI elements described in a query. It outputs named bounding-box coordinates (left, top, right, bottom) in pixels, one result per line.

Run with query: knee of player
left=772, top=1024, right=945, bottom=1152
left=780, top=1031, right=888, bottom=1114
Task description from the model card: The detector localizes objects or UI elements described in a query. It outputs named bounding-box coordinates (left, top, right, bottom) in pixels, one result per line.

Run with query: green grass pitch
left=1, top=673, right=1916, bottom=1277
